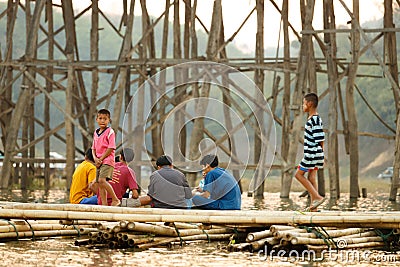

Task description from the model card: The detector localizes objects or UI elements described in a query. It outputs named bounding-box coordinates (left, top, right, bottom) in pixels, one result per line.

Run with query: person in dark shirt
left=139, top=155, right=192, bottom=209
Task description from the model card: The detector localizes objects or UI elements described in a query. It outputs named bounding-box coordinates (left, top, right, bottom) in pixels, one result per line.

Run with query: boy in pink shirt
left=92, top=109, right=120, bottom=206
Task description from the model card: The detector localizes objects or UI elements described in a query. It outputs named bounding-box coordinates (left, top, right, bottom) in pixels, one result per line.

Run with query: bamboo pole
left=119, top=221, right=128, bottom=229
left=79, top=228, right=99, bottom=234
left=60, top=220, right=99, bottom=226
left=246, top=229, right=272, bottom=242
left=93, top=234, right=103, bottom=243
left=273, top=229, right=305, bottom=239
left=269, top=225, right=297, bottom=232
left=285, top=228, right=370, bottom=240
left=12, top=202, right=400, bottom=217
left=96, top=222, right=120, bottom=231
left=126, top=221, right=233, bottom=237
left=307, top=241, right=385, bottom=251
left=0, top=223, right=94, bottom=233
left=102, top=231, right=114, bottom=240
left=4, top=208, right=400, bottom=228
left=127, top=222, right=178, bottom=236
left=343, top=230, right=378, bottom=239
left=136, top=233, right=233, bottom=249
left=88, top=231, right=100, bottom=238
left=163, top=222, right=199, bottom=229
left=250, top=237, right=280, bottom=251
left=0, top=228, right=94, bottom=240
left=74, top=238, right=91, bottom=246
left=0, top=219, right=60, bottom=226
left=291, top=235, right=383, bottom=245
left=178, top=227, right=234, bottom=237
left=121, top=233, right=149, bottom=242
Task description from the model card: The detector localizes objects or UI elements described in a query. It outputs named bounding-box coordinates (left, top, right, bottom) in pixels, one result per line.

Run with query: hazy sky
left=6, top=0, right=385, bottom=53
left=64, top=0, right=383, bottom=53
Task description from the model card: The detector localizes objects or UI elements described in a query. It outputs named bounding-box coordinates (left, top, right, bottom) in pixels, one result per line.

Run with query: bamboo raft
left=1, top=202, right=400, bottom=254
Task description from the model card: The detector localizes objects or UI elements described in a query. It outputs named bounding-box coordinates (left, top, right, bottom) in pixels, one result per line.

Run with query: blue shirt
left=203, top=167, right=241, bottom=210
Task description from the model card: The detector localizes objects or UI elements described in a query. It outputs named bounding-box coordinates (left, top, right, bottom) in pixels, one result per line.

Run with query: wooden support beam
left=324, top=0, right=340, bottom=199
left=0, top=0, right=45, bottom=188
left=280, top=0, right=315, bottom=198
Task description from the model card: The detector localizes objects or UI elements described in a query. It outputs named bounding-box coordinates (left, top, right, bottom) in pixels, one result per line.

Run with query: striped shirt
left=299, top=115, right=325, bottom=170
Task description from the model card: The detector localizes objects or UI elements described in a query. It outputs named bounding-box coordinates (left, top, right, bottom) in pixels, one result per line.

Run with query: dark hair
left=97, top=108, right=111, bottom=117
left=85, top=148, right=94, bottom=162
left=121, top=148, right=135, bottom=163
left=200, top=154, right=218, bottom=168
left=304, top=93, right=318, bottom=107
left=156, top=155, right=172, bottom=167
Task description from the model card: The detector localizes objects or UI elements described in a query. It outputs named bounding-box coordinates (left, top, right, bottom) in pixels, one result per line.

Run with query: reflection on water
left=0, top=189, right=69, bottom=204
left=242, top=192, right=400, bottom=212
left=1, top=190, right=400, bottom=266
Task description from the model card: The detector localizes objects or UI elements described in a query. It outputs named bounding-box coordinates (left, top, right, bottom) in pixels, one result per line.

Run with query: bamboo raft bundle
left=0, top=219, right=98, bottom=241
left=1, top=202, right=400, bottom=254
left=75, top=220, right=237, bottom=249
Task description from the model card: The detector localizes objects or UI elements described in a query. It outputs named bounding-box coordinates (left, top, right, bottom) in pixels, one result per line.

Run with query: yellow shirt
left=69, top=160, right=96, bottom=204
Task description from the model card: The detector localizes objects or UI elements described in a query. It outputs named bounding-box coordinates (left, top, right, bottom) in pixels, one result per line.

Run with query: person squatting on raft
left=139, top=155, right=192, bottom=209
left=69, top=148, right=98, bottom=204
left=192, top=154, right=241, bottom=210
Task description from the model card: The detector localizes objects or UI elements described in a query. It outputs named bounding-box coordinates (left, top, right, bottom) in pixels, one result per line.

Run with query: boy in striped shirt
left=295, top=93, right=326, bottom=211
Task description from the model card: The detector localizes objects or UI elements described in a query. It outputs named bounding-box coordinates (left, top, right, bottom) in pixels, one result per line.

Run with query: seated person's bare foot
left=111, top=199, right=121, bottom=206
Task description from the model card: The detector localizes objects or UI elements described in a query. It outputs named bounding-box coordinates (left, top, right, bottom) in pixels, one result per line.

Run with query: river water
left=1, top=189, right=400, bottom=266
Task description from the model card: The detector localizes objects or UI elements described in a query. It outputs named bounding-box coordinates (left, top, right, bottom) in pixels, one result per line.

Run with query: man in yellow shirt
left=69, top=149, right=98, bottom=204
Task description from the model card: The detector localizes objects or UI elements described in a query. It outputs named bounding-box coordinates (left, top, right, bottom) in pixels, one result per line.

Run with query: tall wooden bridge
left=0, top=0, right=400, bottom=201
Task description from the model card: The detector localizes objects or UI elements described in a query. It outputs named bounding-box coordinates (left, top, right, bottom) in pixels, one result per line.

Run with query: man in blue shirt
left=192, top=154, right=241, bottom=210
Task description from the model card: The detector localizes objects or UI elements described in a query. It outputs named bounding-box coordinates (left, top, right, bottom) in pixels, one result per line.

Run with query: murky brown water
left=1, top=189, right=400, bottom=266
